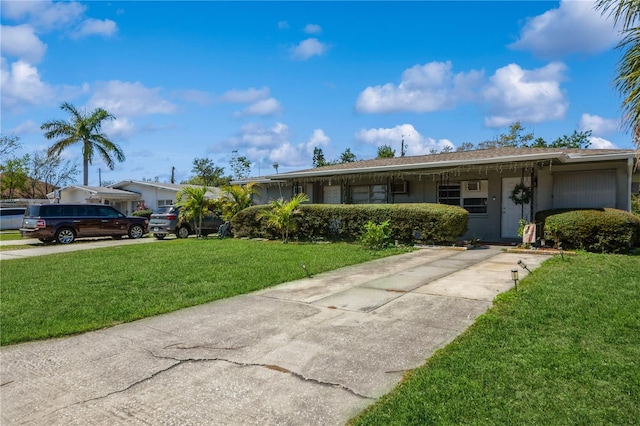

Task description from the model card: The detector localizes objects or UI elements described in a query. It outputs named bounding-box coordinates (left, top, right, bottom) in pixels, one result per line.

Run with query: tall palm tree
left=176, top=185, right=213, bottom=238
left=41, top=102, right=125, bottom=185
left=596, top=0, right=640, bottom=151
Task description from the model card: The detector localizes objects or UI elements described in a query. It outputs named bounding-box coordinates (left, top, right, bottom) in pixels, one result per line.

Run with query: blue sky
left=0, top=0, right=630, bottom=185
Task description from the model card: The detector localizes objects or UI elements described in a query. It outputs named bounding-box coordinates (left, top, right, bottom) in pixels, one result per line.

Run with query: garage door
left=553, top=170, right=616, bottom=209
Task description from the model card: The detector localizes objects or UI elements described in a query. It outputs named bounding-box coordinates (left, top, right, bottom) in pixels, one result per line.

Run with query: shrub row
left=536, top=208, right=640, bottom=254
left=231, top=203, right=468, bottom=244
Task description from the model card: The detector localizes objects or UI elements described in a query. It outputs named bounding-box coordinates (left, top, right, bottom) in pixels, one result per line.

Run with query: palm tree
left=41, top=102, right=125, bottom=185
left=176, top=186, right=213, bottom=238
left=259, top=193, right=309, bottom=243
left=596, top=0, right=640, bottom=150
left=220, top=182, right=259, bottom=221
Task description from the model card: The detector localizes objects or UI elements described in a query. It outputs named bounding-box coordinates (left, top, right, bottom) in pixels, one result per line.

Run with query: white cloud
left=72, top=18, right=117, bottom=39
left=1, top=0, right=86, bottom=32
left=1, top=24, right=47, bottom=64
left=103, top=117, right=136, bottom=140
left=178, top=89, right=214, bottom=105
left=229, top=122, right=319, bottom=168
left=290, top=38, right=329, bottom=60
left=482, top=62, right=569, bottom=127
left=579, top=113, right=619, bottom=135
left=589, top=136, right=618, bottom=149
left=238, top=98, right=282, bottom=117
left=355, top=124, right=454, bottom=155
left=7, top=119, right=40, bottom=135
left=355, top=61, right=484, bottom=113
left=304, top=24, right=322, bottom=34
left=510, top=0, right=619, bottom=59
left=88, top=81, right=176, bottom=117
left=222, top=86, right=270, bottom=103
left=0, top=58, right=55, bottom=111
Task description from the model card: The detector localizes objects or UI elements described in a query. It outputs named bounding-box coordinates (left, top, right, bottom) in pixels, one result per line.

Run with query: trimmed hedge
left=231, top=203, right=468, bottom=244
left=132, top=209, right=153, bottom=219
left=536, top=208, right=640, bottom=254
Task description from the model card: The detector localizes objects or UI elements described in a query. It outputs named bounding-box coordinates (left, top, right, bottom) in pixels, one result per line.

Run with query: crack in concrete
left=163, top=342, right=248, bottom=350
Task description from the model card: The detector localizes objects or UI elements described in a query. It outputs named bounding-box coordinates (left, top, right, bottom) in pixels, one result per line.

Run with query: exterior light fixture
left=517, top=260, right=530, bottom=273
left=511, top=269, right=519, bottom=291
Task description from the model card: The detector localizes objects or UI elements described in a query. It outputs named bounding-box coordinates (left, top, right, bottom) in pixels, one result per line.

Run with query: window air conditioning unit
left=391, top=181, right=408, bottom=194
left=466, top=181, right=480, bottom=192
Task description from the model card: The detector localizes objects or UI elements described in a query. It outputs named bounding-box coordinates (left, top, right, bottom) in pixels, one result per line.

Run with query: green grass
left=350, top=253, right=640, bottom=425
left=0, top=231, right=24, bottom=241
left=0, top=239, right=409, bottom=345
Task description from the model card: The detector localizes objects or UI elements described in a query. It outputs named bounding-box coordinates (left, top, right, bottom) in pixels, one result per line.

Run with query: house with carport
left=239, top=148, right=639, bottom=242
left=48, top=180, right=221, bottom=215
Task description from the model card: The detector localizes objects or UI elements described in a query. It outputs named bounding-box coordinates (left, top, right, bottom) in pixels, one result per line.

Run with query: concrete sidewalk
left=0, top=247, right=549, bottom=425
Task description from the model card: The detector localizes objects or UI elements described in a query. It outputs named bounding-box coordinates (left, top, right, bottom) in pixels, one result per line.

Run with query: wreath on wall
left=509, top=183, right=532, bottom=205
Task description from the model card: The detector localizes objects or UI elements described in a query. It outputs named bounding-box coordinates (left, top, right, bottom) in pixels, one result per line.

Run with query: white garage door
left=553, top=170, right=616, bottom=209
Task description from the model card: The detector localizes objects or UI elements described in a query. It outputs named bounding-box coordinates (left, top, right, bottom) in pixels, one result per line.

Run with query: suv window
left=99, top=206, right=120, bottom=218
left=0, top=208, right=25, bottom=216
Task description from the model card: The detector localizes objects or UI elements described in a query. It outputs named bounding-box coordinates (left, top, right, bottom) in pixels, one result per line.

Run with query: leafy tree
left=175, top=185, right=214, bottom=238
left=259, top=193, right=309, bottom=243
left=41, top=102, right=124, bottom=185
left=220, top=182, right=259, bottom=220
left=1, top=156, right=29, bottom=198
left=596, top=0, right=640, bottom=150
left=313, top=146, right=328, bottom=167
left=229, top=150, right=251, bottom=179
left=189, top=157, right=230, bottom=186
left=440, top=145, right=454, bottom=153
left=548, top=130, right=592, bottom=148
left=339, top=147, right=357, bottom=163
left=377, top=145, right=396, bottom=158
left=478, top=121, right=535, bottom=149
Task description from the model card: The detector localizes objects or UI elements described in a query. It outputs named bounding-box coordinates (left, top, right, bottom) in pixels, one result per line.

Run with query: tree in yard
left=259, top=193, right=309, bottom=243
left=28, top=150, right=79, bottom=198
left=596, top=0, right=640, bottom=150
left=477, top=121, right=535, bottom=149
left=41, top=102, right=124, bottom=185
left=313, top=146, right=328, bottom=167
left=229, top=150, right=252, bottom=179
left=220, top=182, right=259, bottom=221
left=339, top=147, right=357, bottom=163
left=377, top=144, right=396, bottom=158
left=1, top=135, right=22, bottom=161
left=0, top=156, right=29, bottom=198
left=456, top=142, right=475, bottom=152
left=175, top=185, right=214, bottom=238
left=189, top=157, right=230, bottom=187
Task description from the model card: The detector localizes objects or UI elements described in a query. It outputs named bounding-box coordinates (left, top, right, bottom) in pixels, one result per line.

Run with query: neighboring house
left=236, top=148, right=639, bottom=242
left=48, top=181, right=221, bottom=215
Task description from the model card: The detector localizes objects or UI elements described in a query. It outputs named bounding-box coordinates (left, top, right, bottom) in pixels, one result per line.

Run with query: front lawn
left=0, top=239, right=409, bottom=345
left=350, top=253, right=640, bottom=425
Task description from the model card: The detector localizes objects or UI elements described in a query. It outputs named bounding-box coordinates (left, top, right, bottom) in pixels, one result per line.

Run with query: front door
left=501, top=177, right=531, bottom=238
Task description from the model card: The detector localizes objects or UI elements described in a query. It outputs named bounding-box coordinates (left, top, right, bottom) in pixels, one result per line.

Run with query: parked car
left=148, top=205, right=225, bottom=239
left=0, top=207, right=26, bottom=230
left=20, top=203, right=148, bottom=244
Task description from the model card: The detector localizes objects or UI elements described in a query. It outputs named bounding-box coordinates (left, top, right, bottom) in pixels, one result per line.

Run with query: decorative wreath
left=509, top=183, right=532, bottom=205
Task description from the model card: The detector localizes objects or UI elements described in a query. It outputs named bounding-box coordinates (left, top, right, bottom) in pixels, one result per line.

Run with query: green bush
left=132, top=209, right=153, bottom=219
left=360, top=220, right=393, bottom=250
left=632, top=193, right=639, bottom=218
left=536, top=208, right=640, bottom=253
left=231, top=203, right=468, bottom=244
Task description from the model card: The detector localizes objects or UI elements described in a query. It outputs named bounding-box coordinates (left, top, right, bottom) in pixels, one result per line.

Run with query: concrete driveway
left=0, top=246, right=548, bottom=425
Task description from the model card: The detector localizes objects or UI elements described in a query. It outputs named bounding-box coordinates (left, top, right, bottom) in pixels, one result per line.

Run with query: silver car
left=148, top=205, right=225, bottom=239
left=0, top=207, right=26, bottom=230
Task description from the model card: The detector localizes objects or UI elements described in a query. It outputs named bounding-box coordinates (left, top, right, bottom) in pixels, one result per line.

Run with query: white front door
left=501, top=177, right=531, bottom=238
left=323, top=185, right=341, bottom=204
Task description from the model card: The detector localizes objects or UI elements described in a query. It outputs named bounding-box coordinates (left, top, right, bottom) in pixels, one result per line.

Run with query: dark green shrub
left=536, top=208, right=640, bottom=253
left=360, top=220, right=393, bottom=250
left=632, top=193, right=639, bottom=218
left=132, top=209, right=153, bottom=219
left=231, top=203, right=468, bottom=244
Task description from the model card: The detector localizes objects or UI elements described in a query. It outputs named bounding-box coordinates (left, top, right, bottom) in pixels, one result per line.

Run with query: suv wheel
left=128, top=224, right=145, bottom=239
left=55, top=227, right=76, bottom=244
left=176, top=226, right=190, bottom=239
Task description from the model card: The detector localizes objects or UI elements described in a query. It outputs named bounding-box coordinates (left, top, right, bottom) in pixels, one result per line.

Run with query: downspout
left=530, top=168, right=535, bottom=223
left=627, top=157, right=633, bottom=211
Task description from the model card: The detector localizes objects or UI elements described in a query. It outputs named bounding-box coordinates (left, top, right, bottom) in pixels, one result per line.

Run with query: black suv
left=20, top=204, right=148, bottom=244
left=148, top=205, right=225, bottom=239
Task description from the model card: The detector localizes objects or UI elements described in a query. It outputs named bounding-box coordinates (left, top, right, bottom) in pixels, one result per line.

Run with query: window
left=158, top=199, right=173, bottom=207
left=438, top=184, right=461, bottom=206
left=351, top=185, right=387, bottom=204
left=293, top=185, right=304, bottom=195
